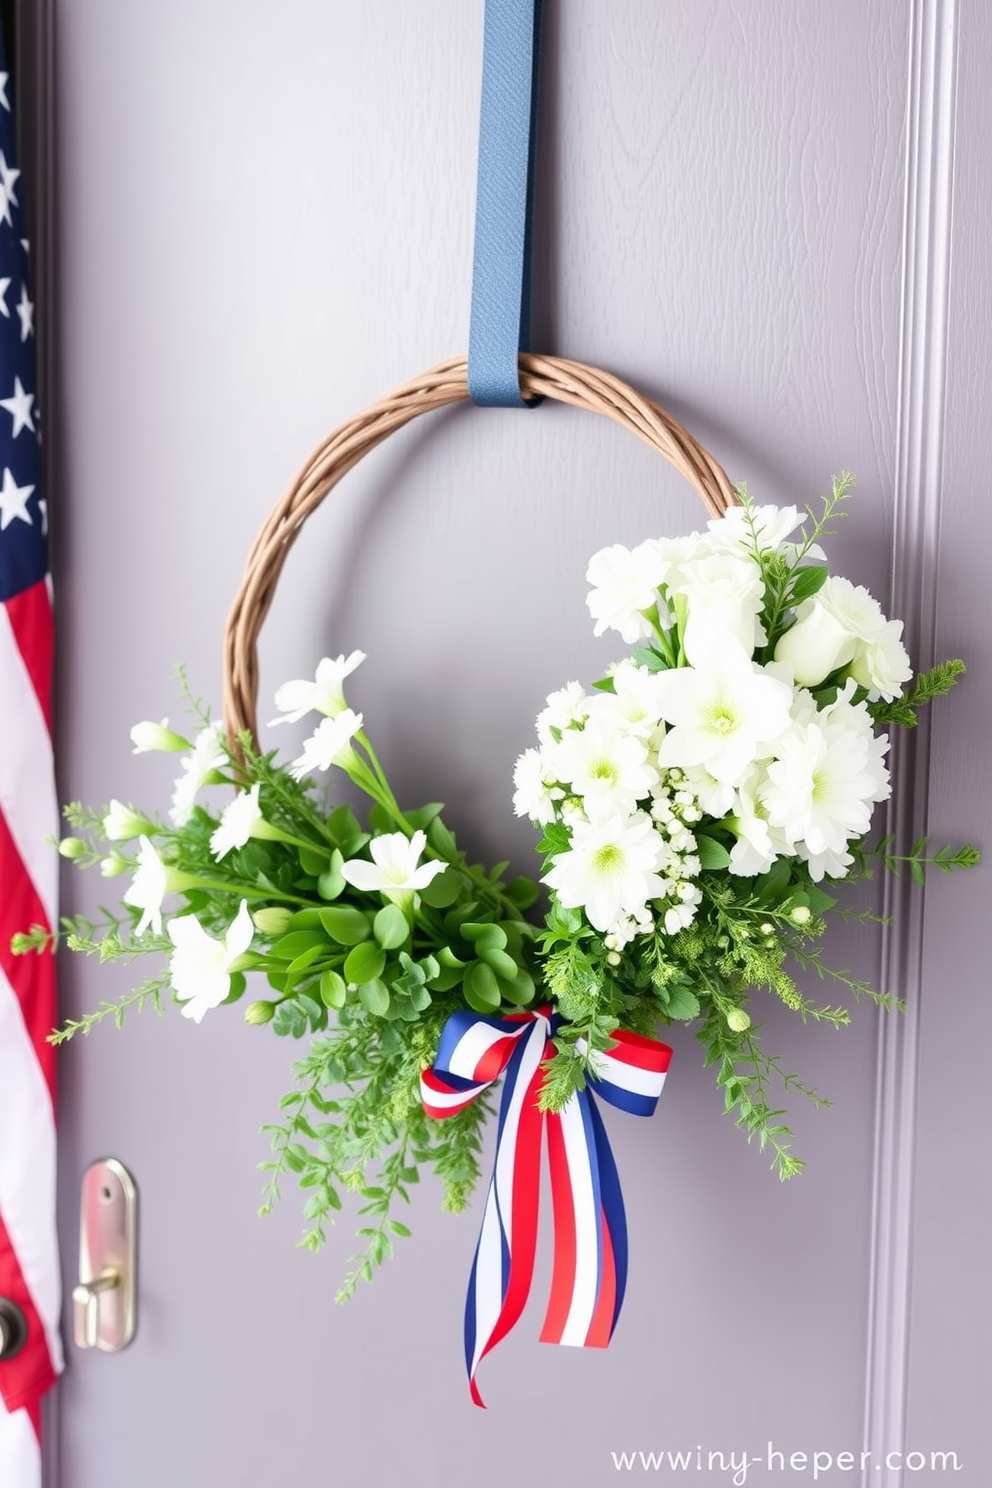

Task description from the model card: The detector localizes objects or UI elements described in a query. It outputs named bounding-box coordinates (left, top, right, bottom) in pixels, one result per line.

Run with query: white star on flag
left=0, top=375, right=35, bottom=436
left=0, top=465, right=33, bottom=529
left=0, top=73, right=8, bottom=111
left=0, top=277, right=10, bottom=317
left=17, top=283, right=33, bottom=340
left=0, top=149, right=20, bottom=207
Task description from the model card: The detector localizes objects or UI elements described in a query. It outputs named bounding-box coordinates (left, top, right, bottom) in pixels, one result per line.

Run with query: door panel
left=41, top=3, right=983, bottom=1486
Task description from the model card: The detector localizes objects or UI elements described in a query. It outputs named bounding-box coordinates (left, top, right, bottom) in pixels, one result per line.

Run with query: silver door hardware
left=72, top=1158, right=137, bottom=1352
left=0, top=1297, right=27, bottom=1360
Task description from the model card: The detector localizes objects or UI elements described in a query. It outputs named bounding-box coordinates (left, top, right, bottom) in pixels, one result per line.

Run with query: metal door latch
left=72, top=1158, right=137, bottom=1352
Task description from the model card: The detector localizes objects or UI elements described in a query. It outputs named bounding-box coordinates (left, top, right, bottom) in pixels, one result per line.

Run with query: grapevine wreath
left=23, top=355, right=978, bottom=1402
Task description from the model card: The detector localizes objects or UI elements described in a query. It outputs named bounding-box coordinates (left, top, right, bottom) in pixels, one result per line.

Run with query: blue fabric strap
left=468, top=0, right=543, bottom=407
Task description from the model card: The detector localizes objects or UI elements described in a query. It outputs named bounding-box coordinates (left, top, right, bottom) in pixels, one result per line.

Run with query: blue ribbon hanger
left=467, top=0, right=543, bottom=408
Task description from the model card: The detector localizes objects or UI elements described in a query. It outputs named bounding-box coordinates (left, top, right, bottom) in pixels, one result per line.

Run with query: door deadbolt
left=72, top=1158, right=137, bottom=1352
left=0, top=1297, right=27, bottom=1361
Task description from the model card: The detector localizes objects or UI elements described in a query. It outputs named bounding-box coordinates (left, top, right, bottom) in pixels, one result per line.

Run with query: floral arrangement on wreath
left=17, top=477, right=978, bottom=1398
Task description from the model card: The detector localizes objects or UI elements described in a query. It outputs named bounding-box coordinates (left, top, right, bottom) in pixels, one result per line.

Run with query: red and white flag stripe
left=0, top=582, right=63, bottom=1486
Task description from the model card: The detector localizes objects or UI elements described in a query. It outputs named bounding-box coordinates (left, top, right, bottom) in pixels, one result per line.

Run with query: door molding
left=862, top=3, right=959, bottom=1485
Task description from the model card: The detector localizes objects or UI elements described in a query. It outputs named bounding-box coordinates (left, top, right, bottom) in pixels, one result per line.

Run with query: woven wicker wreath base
left=222, top=353, right=738, bottom=748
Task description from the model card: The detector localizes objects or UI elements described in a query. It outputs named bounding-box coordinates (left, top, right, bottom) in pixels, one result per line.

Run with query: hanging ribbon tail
left=422, top=1012, right=672, bottom=1407
left=541, top=1031, right=671, bottom=1351
left=420, top=1007, right=553, bottom=1407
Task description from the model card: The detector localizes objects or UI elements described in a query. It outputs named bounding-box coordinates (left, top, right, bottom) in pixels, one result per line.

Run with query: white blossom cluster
left=513, top=503, right=911, bottom=943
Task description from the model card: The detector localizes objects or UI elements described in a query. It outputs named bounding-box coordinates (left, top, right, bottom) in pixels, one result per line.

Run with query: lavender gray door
left=28, top=2, right=990, bottom=1485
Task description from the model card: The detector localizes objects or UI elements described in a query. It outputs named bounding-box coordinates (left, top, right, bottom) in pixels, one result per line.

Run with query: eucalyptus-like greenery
left=12, top=479, right=980, bottom=1292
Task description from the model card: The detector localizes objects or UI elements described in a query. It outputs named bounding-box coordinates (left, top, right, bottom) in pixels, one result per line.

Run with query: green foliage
left=861, top=834, right=981, bottom=885
left=20, top=593, right=981, bottom=1292
left=869, top=658, right=966, bottom=729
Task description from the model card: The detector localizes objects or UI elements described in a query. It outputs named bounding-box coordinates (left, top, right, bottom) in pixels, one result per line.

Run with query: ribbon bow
left=421, top=1006, right=671, bottom=1406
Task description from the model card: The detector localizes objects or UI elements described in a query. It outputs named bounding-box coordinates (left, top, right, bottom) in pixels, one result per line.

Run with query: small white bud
left=130, top=719, right=190, bottom=754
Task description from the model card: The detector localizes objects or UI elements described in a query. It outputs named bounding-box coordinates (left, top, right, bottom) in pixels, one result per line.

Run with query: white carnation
left=586, top=661, right=668, bottom=740
left=512, top=748, right=559, bottom=824
left=585, top=540, right=668, bottom=643
left=848, top=619, right=913, bottom=702
left=707, top=503, right=804, bottom=554
left=536, top=681, right=589, bottom=744
left=671, top=551, right=766, bottom=663
left=760, top=720, right=890, bottom=860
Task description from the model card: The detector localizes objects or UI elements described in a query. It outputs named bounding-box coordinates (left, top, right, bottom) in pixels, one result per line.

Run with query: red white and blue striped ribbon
left=421, top=1007, right=671, bottom=1406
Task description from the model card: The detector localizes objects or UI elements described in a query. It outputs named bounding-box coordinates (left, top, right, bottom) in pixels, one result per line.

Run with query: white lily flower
left=129, top=718, right=190, bottom=754
left=169, top=722, right=227, bottom=827
left=122, top=835, right=169, bottom=936
left=340, top=829, right=446, bottom=900
left=552, top=718, right=658, bottom=818
left=270, top=651, right=366, bottom=725
left=210, top=783, right=263, bottom=860
left=289, top=708, right=363, bottom=780
left=654, top=638, right=793, bottom=786
left=103, top=799, right=152, bottom=842
left=543, top=811, right=667, bottom=933
left=168, top=899, right=254, bottom=1024
left=585, top=540, right=668, bottom=643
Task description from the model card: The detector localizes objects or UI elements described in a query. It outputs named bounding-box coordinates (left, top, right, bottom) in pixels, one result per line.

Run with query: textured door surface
left=35, top=2, right=988, bottom=1485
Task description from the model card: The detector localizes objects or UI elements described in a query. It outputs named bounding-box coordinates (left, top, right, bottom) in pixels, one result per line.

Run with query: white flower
left=774, top=606, right=855, bottom=688
left=512, top=748, right=559, bottom=824
left=543, top=812, right=667, bottom=933
left=760, top=721, right=890, bottom=860
left=536, top=681, right=590, bottom=744
left=796, top=842, right=855, bottom=883
left=848, top=619, right=912, bottom=702
left=340, top=829, right=446, bottom=899
left=586, top=541, right=668, bottom=643
left=708, top=503, right=805, bottom=554
left=818, top=677, right=873, bottom=735
left=170, top=722, right=227, bottom=826
left=289, top=709, right=363, bottom=780
left=774, top=576, right=888, bottom=689
left=122, top=835, right=169, bottom=936
left=671, top=552, right=766, bottom=663
left=270, top=651, right=366, bottom=726
left=586, top=661, right=669, bottom=740
left=677, top=764, right=737, bottom=819
left=103, top=799, right=151, bottom=842
left=654, top=638, right=793, bottom=786
left=727, top=769, right=784, bottom=877
left=210, top=784, right=263, bottom=860
left=130, top=719, right=189, bottom=753
left=552, top=718, right=657, bottom=817
left=168, top=899, right=254, bottom=1024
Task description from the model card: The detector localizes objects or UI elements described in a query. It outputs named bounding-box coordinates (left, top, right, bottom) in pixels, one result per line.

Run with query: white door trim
left=862, top=3, right=959, bottom=1486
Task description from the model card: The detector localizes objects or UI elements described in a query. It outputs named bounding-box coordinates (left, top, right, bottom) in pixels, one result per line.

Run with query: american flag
left=0, top=27, right=63, bottom=1488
